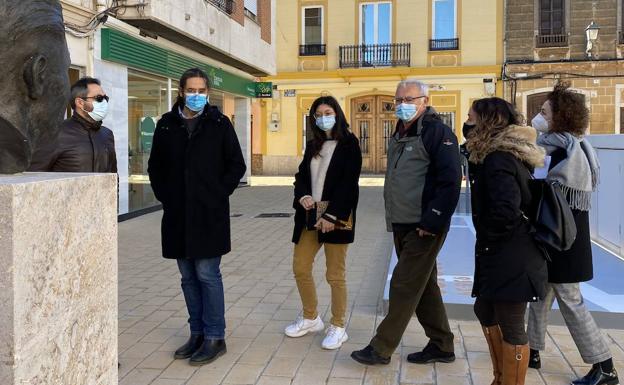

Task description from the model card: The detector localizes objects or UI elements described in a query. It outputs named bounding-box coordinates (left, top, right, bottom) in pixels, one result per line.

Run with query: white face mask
left=84, top=100, right=109, bottom=122
left=531, top=113, right=550, bottom=133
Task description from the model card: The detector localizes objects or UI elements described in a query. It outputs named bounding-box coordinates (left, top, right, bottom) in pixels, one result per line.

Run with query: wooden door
left=351, top=95, right=396, bottom=174
left=376, top=96, right=396, bottom=173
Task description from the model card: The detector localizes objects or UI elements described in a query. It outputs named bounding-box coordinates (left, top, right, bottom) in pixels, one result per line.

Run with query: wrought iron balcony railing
left=205, top=0, right=234, bottom=15
left=429, top=38, right=459, bottom=51
left=299, top=44, right=327, bottom=56
left=535, top=34, right=568, bottom=48
left=339, top=43, right=410, bottom=69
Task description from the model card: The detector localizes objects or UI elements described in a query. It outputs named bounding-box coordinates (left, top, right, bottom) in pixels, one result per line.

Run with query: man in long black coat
left=148, top=68, right=246, bottom=366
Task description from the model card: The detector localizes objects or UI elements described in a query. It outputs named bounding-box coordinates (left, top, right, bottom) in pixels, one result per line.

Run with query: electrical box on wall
left=269, top=112, right=280, bottom=132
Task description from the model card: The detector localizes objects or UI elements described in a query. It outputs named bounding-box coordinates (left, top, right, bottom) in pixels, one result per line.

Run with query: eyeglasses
left=82, top=95, right=109, bottom=103
left=394, top=96, right=426, bottom=104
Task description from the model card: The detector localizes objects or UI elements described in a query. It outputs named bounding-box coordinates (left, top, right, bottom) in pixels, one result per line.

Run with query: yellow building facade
left=254, top=0, right=504, bottom=175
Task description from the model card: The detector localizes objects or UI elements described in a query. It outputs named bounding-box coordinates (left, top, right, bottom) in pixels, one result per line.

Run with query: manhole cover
left=254, top=213, right=293, bottom=218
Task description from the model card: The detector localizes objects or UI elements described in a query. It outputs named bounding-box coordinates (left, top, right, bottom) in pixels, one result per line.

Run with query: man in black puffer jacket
left=29, top=77, right=117, bottom=173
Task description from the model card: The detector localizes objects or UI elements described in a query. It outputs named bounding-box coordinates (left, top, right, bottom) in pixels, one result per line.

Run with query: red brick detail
left=258, top=0, right=271, bottom=44
left=231, top=0, right=245, bottom=26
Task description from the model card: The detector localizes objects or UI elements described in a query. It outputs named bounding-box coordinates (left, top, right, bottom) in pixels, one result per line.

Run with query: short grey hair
left=397, top=79, right=429, bottom=96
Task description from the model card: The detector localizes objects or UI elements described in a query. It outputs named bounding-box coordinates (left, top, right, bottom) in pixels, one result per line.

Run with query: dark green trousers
left=370, top=229, right=455, bottom=357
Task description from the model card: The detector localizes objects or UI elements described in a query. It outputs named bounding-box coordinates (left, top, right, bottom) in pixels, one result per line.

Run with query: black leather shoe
left=572, top=366, right=619, bottom=385
left=351, top=345, right=390, bottom=366
left=529, top=349, right=541, bottom=369
left=407, top=342, right=455, bottom=364
left=174, top=334, right=204, bottom=359
left=189, top=339, right=227, bottom=366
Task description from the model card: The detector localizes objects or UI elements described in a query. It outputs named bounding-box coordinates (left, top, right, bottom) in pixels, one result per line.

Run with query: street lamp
left=585, top=21, right=600, bottom=59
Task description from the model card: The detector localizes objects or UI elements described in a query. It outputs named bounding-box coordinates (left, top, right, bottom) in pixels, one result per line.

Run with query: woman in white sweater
left=286, top=96, right=362, bottom=350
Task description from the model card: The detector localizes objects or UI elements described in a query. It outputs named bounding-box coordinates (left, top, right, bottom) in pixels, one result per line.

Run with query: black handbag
left=527, top=178, right=577, bottom=252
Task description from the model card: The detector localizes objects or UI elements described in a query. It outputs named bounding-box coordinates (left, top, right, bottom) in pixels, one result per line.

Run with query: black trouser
left=474, top=298, right=528, bottom=345
left=370, top=229, right=455, bottom=357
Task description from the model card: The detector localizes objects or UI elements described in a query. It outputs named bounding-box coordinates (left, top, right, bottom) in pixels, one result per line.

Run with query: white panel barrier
left=586, top=135, right=624, bottom=257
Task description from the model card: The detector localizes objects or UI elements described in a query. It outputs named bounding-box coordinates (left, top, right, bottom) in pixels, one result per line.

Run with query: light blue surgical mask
left=85, top=100, right=109, bottom=122
left=185, top=93, right=209, bottom=112
left=395, top=103, right=418, bottom=122
left=315, top=115, right=336, bottom=131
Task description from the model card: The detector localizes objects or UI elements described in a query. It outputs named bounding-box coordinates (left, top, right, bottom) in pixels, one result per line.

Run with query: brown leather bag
left=306, top=201, right=353, bottom=231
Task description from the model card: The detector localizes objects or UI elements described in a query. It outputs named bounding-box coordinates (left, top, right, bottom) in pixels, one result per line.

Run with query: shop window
left=128, top=70, right=169, bottom=213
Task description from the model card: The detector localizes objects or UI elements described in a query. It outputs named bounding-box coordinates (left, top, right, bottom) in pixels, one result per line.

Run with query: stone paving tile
left=118, top=186, right=624, bottom=385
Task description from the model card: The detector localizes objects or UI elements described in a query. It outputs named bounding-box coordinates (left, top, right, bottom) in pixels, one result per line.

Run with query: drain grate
left=230, top=214, right=243, bottom=218
left=254, top=213, right=293, bottom=218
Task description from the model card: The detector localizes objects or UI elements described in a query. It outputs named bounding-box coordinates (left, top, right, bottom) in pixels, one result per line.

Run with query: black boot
left=407, top=342, right=455, bottom=364
left=351, top=345, right=390, bottom=366
left=529, top=349, right=541, bottom=369
left=174, top=334, right=204, bottom=359
left=572, top=364, right=619, bottom=385
left=189, top=339, right=227, bottom=366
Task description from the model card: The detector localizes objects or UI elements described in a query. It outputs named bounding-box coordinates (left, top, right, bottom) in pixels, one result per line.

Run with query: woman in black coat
left=284, top=96, right=362, bottom=351
left=527, top=83, right=619, bottom=385
left=466, top=97, right=547, bottom=385
left=148, top=68, right=246, bottom=366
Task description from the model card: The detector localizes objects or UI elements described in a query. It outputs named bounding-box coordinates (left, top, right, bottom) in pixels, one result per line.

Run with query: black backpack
left=527, top=177, right=577, bottom=253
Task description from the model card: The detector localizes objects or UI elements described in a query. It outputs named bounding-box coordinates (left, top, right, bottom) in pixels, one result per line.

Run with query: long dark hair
left=307, top=96, right=350, bottom=157
left=176, top=68, right=211, bottom=107
left=467, top=97, right=522, bottom=157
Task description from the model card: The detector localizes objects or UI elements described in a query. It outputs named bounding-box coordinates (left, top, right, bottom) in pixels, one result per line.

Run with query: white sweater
left=309, top=140, right=337, bottom=201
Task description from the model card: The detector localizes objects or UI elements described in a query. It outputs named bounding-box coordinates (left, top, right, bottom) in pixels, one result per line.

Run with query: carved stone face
left=0, top=0, right=70, bottom=174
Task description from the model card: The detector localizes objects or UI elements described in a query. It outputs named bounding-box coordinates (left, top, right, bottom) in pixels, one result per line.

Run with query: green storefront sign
left=101, top=28, right=271, bottom=98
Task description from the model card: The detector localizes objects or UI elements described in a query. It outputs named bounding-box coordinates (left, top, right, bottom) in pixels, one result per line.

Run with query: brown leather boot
left=482, top=326, right=503, bottom=385
left=501, top=341, right=529, bottom=385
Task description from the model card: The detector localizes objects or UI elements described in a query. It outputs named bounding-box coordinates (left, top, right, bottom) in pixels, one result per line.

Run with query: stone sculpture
left=0, top=0, right=70, bottom=174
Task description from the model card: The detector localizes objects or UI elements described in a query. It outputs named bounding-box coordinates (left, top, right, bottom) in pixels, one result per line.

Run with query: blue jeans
left=177, top=257, right=225, bottom=339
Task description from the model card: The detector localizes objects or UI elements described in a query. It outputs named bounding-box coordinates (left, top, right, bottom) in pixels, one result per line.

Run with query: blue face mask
left=185, top=93, right=209, bottom=112
left=395, top=103, right=419, bottom=122
left=316, top=115, right=336, bottom=131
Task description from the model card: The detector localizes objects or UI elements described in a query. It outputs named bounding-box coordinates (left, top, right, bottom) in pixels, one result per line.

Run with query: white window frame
left=301, top=5, right=324, bottom=45
left=359, top=1, right=392, bottom=45
left=432, top=0, right=457, bottom=40
left=244, top=0, right=257, bottom=16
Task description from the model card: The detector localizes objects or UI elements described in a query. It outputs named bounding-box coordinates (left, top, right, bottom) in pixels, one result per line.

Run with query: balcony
left=339, top=43, right=410, bottom=69
left=299, top=44, right=326, bottom=56
left=535, top=33, right=568, bottom=48
left=114, top=0, right=275, bottom=76
left=206, top=0, right=234, bottom=15
left=429, top=38, right=459, bottom=51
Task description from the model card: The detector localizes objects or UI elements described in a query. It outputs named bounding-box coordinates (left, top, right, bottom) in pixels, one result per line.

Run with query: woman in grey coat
left=527, top=82, right=619, bottom=385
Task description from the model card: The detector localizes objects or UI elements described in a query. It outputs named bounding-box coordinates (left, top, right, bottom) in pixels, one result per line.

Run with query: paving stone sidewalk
left=118, top=186, right=624, bottom=385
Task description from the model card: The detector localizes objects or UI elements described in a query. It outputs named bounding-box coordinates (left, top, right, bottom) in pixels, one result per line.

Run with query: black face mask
left=463, top=123, right=476, bottom=138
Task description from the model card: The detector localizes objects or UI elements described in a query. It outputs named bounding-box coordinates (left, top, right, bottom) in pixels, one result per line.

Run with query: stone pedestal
left=0, top=173, right=118, bottom=385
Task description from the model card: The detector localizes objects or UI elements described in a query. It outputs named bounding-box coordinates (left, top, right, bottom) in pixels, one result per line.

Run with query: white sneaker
left=284, top=315, right=325, bottom=338
left=321, top=325, right=348, bottom=350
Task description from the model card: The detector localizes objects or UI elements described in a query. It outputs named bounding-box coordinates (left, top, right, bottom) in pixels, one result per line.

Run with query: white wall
left=93, top=58, right=130, bottom=215
left=235, top=98, right=252, bottom=181
left=587, top=135, right=624, bottom=257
